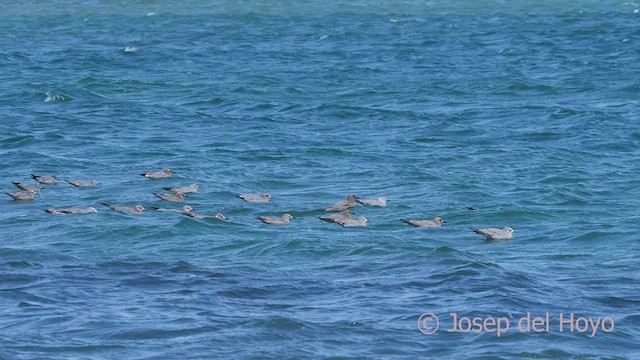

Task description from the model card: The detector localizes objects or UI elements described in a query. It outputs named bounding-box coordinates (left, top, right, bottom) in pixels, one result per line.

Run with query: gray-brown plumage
left=319, top=210, right=353, bottom=223
left=471, top=227, right=515, bottom=240
left=102, top=203, right=145, bottom=215
left=184, top=212, right=228, bottom=220
left=151, top=205, right=193, bottom=214
left=13, top=182, right=42, bottom=193
left=141, top=168, right=173, bottom=179
left=45, top=207, right=98, bottom=215
left=324, top=194, right=358, bottom=212
left=31, top=174, right=58, bottom=185
left=154, top=192, right=185, bottom=203
left=337, top=216, right=368, bottom=227
left=163, top=184, right=198, bottom=193
left=257, top=213, right=292, bottom=225
left=6, top=191, right=36, bottom=201
left=356, top=196, right=388, bottom=207
left=401, top=217, right=445, bottom=228
left=238, top=193, right=271, bottom=203
left=66, top=180, right=99, bottom=187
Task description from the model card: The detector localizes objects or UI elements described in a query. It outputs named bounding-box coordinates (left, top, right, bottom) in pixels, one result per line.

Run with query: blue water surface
left=1, top=1, right=639, bottom=358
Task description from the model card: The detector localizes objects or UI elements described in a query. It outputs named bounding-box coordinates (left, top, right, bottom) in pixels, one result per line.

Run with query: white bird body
left=337, top=216, right=368, bottom=227
left=185, top=212, right=227, bottom=220
left=356, top=197, right=387, bottom=207
left=472, top=227, right=515, bottom=240
left=45, top=207, right=97, bottom=215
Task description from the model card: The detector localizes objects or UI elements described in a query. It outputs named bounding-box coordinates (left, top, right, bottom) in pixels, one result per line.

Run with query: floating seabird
left=140, top=168, right=173, bottom=179
left=401, top=217, right=445, bottom=228
left=319, top=210, right=353, bottom=223
left=12, top=182, right=41, bottom=193
left=184, top=212, right=228, bottom=220
left=337, top=216, right=368, bottom=227
left=324, top=194, right=357, bottom=212
left=31, top=174, right=58, bottom=185
left=471, top=227, right=515, bottom=240
left=356, top=196, right=388, bottom=207
left=163, top=184, right=198, bottom=193
left=6, top=191, right=36, bottom=201
left=45, top=207, right=97, bottom=215
left=151, top=205, right=193, bottom=214
left=154, top=192, right=185, bottom=203
left=238, top=193, right=271, bottom=203
left=257, top=213, right=292, bottom=225
left=66, top=180, right=99, bottom=187
left=101, top=203, right=145, bottom=215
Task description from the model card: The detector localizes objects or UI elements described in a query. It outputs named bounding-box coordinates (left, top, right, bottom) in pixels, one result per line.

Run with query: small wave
left=108, top=326, right=214, bottom=341
left=44, top=90, right=70, bottom=103
left=123, top=46, right=138, bottom=53
left=1, top=135, right=34, bottom=146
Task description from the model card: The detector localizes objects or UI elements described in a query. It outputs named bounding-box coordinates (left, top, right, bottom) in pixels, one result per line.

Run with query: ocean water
left=1, top=1, right=639, bottom=358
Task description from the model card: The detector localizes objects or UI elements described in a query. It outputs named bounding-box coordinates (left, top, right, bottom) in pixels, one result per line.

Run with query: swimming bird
left=6, top=190, right=36, bottom=201
left=356, top=196, right=388, bottom=207
left=12, top=182, right=42, bottom=193
left=151, top=205, right=193, bottom=214
left=163, top=184, right=198, bottom=193
left=66, top=179, right=99, bottom=187
left=140, top=168, right=173, bottom=179
left=471, top=227, right=515, bottom=240
left=31, top=174, right=58, bottom=185
left=101, top=203, right=145, bottom=215
left=184, top=212, right=228, bottom=221
left=257, top=213, right=292, bottom=225
left=324, top=194, right=358, bottom=212
left=238, top=193, right=271, bottom=203
left=465, top=206, right=478, bottom=211
left=401, top=217, right=445, bottom=228
left=154, top=192, right=185, bottom=203
left=337, top=216, right=368, bottom=227
left=319, top=210, right=353, bottom=223
left=45, top=207, right=97, bottom=215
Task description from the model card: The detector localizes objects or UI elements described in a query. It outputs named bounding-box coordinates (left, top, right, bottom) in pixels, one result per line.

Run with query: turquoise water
left=1, top=1, right=640, bottom=358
